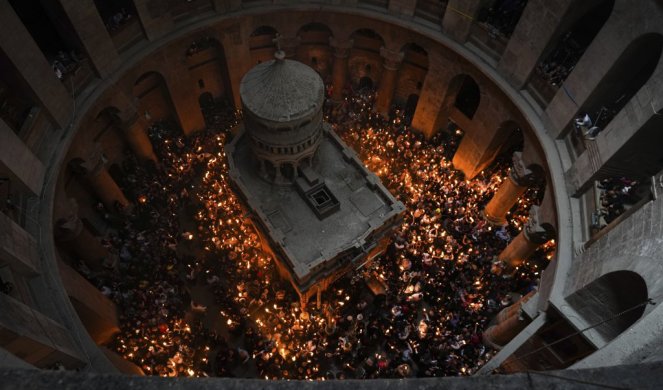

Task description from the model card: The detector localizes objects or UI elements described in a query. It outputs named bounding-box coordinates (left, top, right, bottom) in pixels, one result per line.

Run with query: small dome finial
left=274, top=50, right=286, bottom=61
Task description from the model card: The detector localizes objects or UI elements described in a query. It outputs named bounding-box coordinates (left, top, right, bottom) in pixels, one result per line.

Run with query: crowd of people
left=51, top=50, right=83, bottom=81
left=535, top=31, right=583, bottom=88
left=76, top=86, right=552, bottom=379
left=595, top=177, right=640, bottom=227
left=104, top=8, right=133, bottom=34
left=477, top=0, right=528, bottom=38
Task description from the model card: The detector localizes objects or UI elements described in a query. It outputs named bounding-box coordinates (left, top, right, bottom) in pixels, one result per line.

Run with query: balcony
left=467, top=22, right=508, bottom=64
left=110, top=18, right=145, bottom=54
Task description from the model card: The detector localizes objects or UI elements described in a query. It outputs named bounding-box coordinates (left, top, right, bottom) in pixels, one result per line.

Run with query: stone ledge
left=2, top=362, right=663, bottom=390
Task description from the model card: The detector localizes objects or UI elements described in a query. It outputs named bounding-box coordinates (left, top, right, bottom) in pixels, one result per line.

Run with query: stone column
left=410, top=53, right=454, bottom=138
left=69, top=145, right=130, bottom=211
left=451, top=108, right=513, bottom=180
left=57, top=0, right=119, bottom=78
left=494, top=290, right=536, bottom=324
left=0, top=119, right=45, bottom=196
left=0, top=213, right=39, bottom=276
left=0, top=2, right=73, bottom=128
left=329, top=38, right=353, bottom=101
left=484, top=152, right=540, bottom=225
left=0, top=293, right=85, bottom=368
left=58, top=259, right=120, bottom=344
left=375, top=47, right=404, bottom=116
left=497, top=206, right=554, bottom=271
left=497, top=0, right=573, bottom=88
left=441, top=0, right=483, bottom=43
left=121, top=113, right=158, bottom=163
left=482, top=306, right=531, bottom=348
left=131, top=0, right=173, bottom=41
left=221, top=23, right=252, bottom=109
left=54, top=200, right=110, bottom=271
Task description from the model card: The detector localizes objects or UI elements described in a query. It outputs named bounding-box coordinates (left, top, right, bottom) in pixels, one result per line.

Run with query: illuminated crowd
left=84, top=87, right=554, bottom=379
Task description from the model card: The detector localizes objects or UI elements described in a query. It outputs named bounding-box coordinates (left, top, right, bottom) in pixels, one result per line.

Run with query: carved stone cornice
left=379, top=47, right=404, bottom=71
left=523, top=206, right=554, bottom=244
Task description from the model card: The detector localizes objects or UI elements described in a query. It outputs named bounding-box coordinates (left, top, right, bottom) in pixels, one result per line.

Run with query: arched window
left=567, top=270, right=648, bottom=342
left=453, top=75, right=481, bottom=120
left=530, top=0, right=615, bottom=106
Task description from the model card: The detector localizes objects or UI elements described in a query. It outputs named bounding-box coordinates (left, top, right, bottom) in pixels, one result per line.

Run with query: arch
left=186, top=37, right=233, bottom=105
left=249, top=25, right=279, bottom=64
left=575, top=33, right=663, bottom=135
left=358, top=76, right=374, bottom=91
left=296, top=23, right=333, bottom=77
left=396, top=43, right=428, bottom=109
left=198, top=92, right=214, bottom=108
left=351, top=28, right=385, bottom=53
left=567, top=270, right=648, bottom=342
left=404, top=94, right=419, bottom=124
left=450, top=75, right=481, bottom=120
left=534, top=0, right=615, bottom=96
left=297, top=22, right=333, bottom=38
left=401, top=43, right=429, bottom=70
left=132, top=71, right=177, bottom=124
left=349, top=29, right=385, bottom=86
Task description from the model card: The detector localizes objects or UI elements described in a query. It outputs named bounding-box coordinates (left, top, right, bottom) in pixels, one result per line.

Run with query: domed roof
left=240, top=53, right=325, bottom=122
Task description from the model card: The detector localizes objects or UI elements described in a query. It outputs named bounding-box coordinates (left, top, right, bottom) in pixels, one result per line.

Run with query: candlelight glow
left=98, top=88, right=553, bottom=379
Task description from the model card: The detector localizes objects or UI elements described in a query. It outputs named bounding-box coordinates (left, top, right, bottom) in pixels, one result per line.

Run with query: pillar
left=131, top=0, right=173, bottom=41
left=0, top=119, right=45, bottom=196
left=441, top=0, right=483, bottom=43
left=57, top=0, right=119, bottom=78
left=497, top=0, right=573, bottom=88
left=329, top=38, right=353, bottom=101
left=0, top=213, right=39, bottom=276
left=482, top=306, right=531, bottom=348
left=0, top=293, right=85, bottom=368
left=497, top=206, right=554, bottom=271
left=70, top=146, right=130, bottom=211
left=167, top=70, right=206, bottom=136
left=58, top=260, right=120, bottom=344
left=0, top=2, right=73, bottom=128
left=484, top=152, right=540, bottom=225
left=121, top=113, right=158, bottom=163
left=494, top=290, right=536, bottom=324
left=375, top=47, right=404, bottom=116
left=410, top=54, right=454, bottom=137
left=220, top=23, right=253, bottom=109
left=451, top=107, right=513, bottom=180
left=54, top=201, right=111, bottom=271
